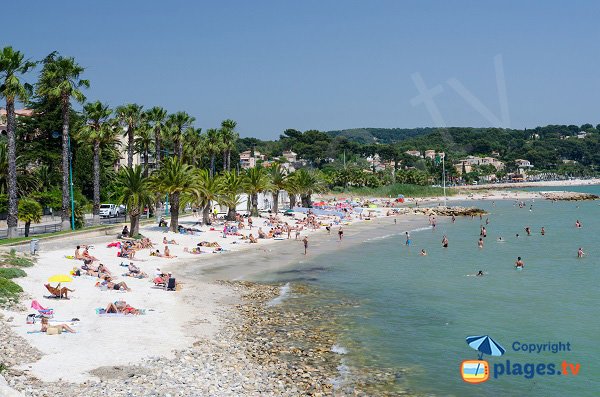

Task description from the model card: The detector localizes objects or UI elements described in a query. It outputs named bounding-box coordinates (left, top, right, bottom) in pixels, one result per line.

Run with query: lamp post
left=52, top=131, right=76, bottom=230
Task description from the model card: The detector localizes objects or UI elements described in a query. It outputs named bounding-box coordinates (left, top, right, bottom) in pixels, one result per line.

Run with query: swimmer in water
left=441, top=235, right=449, bottom=248
left=497, top=236, right=504, bottom=242
left=576, top=220, right=582, bottom=228
left=476, top=270, right=484, bottom=277
left=577, top=247, right=585, bottom=258
left=541, top=227, right=545, bottom=235
left=515, top=256, right=524, bottom=269
left=516, top=233, right=519, bottom=238
left=478, top=238, right=483, bottom=249
left=525, top=227, right=531, bottom=236
left=420, top=249, right=427, bottom=256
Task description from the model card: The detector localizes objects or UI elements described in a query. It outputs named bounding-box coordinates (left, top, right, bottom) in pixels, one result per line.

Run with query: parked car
left=99, top=204, right=119, bottom=218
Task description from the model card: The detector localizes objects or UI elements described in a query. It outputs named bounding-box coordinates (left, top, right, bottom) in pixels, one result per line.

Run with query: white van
left=99, top=204, right=119, bottom=218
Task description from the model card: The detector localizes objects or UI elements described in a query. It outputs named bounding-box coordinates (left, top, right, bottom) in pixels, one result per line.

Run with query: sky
left=3, top=1, right=600, bottom=139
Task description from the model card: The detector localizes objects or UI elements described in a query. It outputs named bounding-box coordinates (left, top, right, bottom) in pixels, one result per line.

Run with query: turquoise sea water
left=254, top=186, right=600, bottom=396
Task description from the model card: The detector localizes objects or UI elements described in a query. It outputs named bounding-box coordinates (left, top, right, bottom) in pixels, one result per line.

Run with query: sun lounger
left=31, top=300, right=54, bottom=318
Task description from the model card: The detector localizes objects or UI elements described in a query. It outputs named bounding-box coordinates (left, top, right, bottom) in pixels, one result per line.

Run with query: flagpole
left=442, top=155, right=447, bottom=207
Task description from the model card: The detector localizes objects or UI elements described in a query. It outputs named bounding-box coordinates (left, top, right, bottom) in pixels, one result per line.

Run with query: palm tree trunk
left=61, top=94, right=71, bottom=230
left=155, top=128, right=161, bottom=167
left=143, top=148, right=149, bottom=177
left=169, top=191, right=180, bottom=232
left=251, top=193, right=259, bottom=217
left=223, top=151, right=227, bottom=171
left=289, top=192, right=297, bottom=209
left=92, top=140, right=101, bottom=224
left=127, top=126, right=134, bottom=167
left=210, top=154, right=215, bottom=177
left=130, top=212, right=140, bottom=237
left=301, top=194, right=311, bottom=208
left=24, top=221, right=31, bottom=237
left=227, top=206, right=236, bottom=221
left=177, top=136, right=183, bottom=158
left=6, top=99, right=18, bottom=239
left=202, top=202, right=211, bottom=224
left=227, top=150, right=231, bottom=171
left=272, top=191, right=279, bottom=213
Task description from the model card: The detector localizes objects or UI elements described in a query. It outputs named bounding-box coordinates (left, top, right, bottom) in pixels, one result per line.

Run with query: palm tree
left=244, top=167, right=271, bottom=217
left=219, top=171, right=244, bottom=221
left=150, top=157, right=197, bottom=232
left=284, top=172, right=300, bottom=209
left=134, top=122, right=154, bottom=177
left=115, top=103, right=144, bottom=167
left=18, top=198, right=42, bottom=237
left=220, top=119, right=238, bottom=171
left=195, top=169, right=221, bottom=224
left=0, top=46, right=36, bottom=238
left=36, top=52, right=89, bottom=230
left=294, top=169, right=326, bottom=207
left=205, top=128, right=222, bottom=177
left=0, top=142, right=39, bottom=196
left=183, top=127, right=203, bottom=166
left=114, top=166, right=153, bottom=237
left=268, top=164, right=287, bottom=213
left=166, top=111, right=195, bottom=158
left=145, top=106, right=168, bottom=168
left=77, top=100, right=112, bottom=223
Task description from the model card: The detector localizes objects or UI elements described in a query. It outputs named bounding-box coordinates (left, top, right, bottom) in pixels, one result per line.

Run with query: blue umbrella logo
left=465, top=335, right=505, bottom=377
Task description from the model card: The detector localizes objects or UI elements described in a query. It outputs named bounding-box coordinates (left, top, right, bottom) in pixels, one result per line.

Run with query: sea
left=248, top=185, right=600, bottom=396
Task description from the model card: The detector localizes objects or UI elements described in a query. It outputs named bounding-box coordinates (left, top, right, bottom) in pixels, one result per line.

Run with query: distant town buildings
left=405, top=150, right=422, bottom=158
left=240, top=150, right=266, bottom=169
left=454, top=156, right=505, bottom=175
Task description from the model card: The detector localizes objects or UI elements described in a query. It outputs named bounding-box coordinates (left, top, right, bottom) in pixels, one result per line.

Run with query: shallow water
left=251, top=190, right=600, bottom=396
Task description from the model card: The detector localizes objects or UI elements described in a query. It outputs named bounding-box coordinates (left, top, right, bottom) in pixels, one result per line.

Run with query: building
left=453, top=156, right=505, bottom=176
left=405, top=150, right=422, bottom=158
left=515, top=159, right=534, bottom=176
left=0, top=108, right=34, bottom=135
left=240, top=150, right=266, bottom=169
left=424, top=150, right=445, bottom=161
left=282, top=150, right=297, bottom=163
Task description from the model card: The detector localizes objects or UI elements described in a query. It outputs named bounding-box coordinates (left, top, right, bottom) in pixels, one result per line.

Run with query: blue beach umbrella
left=466, top=335, right=506, bottom=359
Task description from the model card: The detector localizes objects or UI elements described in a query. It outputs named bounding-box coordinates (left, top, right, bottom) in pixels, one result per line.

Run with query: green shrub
left=1, top=251, right=34, bottom=267
left=0, top=277, right=23, bottom=299
left=0, top=268, right=26, bottom=279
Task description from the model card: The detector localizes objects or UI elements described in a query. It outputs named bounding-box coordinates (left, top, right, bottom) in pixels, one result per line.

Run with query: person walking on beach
left=442, top=235, right=449, bottom=248
left=338, top=226, right=344, bottom=241
left=248, top=217, right=253, bottom=229
left=303, top=236, right=308, bottom=255
left=577, top=247, right=585, bottom=258
left=405, top=231, right=411, bottom=246
left=515, top=257, right=524, bottom=269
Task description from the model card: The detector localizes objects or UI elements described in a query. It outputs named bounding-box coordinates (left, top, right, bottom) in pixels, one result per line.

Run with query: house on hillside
left=240, top=150, right=266, bottom=169
left=405, top=150, right=422, bottom=158
left=515, top=159, right=534, bottom=178
left=282, top=150, right=297, bottom=163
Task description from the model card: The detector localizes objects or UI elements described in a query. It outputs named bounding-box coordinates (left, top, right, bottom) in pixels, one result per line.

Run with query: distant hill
left=325, top=128, right=436, bottom=144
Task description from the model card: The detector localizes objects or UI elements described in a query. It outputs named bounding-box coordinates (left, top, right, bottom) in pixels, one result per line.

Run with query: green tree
left=195, top=169, right=221, bottom=224
left=145, top=106, right=168, bottom=168
left=294, top=169, right=326, bottom=207
left=0, top=46, right=36, bottom=238
left=205, top=128, right=222, bottom=176
left=167, top=111, right=195, bottom=159
left=36, top=52, right=89, bottom=230
left=134, top=121, right=154, bottom=177
left=244, top=167, right=271, bottom=216
left=18, top=198, right=42, bottom=237
left=268, top=164, right=287, bottom=213
left=116, top=103, right=144, bottom=167
left=219, top=171, right=244, bottom=220
left=220, top=119, right=238, bottom=171
left=77, top=101, right=112, bottom=223
left=150, top=157, right=197, bottom=232
left=114, top=166, right=153, bottom=237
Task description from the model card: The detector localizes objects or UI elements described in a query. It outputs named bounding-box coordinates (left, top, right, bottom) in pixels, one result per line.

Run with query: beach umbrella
left=466, top=335, right=505, bottom=358
left=48, top=274, right=73, bottom=283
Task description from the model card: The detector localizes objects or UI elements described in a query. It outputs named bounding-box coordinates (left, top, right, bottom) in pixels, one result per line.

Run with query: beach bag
left=26, top=314, right=36, bottom=324
left=46, top=326, right=62, bottom=335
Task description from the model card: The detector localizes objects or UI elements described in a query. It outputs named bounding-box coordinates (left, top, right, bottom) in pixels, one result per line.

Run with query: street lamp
left=52, top=131, right=75, bottom=230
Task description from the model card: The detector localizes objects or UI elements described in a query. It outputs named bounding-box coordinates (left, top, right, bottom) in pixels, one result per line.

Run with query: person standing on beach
left=248, top=217, right=253, bottom=229
left=405, top=231, right=411, bottom=246
left=303, top=236, right=308, bottom=255
left=442, top=235, right=449, bottom=248
left=338, top=226, right=344, bottom=241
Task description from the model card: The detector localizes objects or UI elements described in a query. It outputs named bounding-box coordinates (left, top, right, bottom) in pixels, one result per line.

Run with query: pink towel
left=31, top=300, right=50, bottom=311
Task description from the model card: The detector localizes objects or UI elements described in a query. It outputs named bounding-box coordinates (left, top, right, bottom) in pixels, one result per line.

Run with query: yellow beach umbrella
left=48, top=274, right=73, bottom=283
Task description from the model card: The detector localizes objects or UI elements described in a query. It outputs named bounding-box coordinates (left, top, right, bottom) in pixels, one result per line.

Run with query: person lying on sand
left=249, top=234, right=258, bottom=243
left=163, top=237, right=178, bottom=245
left=97, top=278, right=131, bottom=291
left=40, top=317, right=76, bottom=333
left=105, top=301, right=141, bottom=315
left=184, top=247, right=202, bottom=254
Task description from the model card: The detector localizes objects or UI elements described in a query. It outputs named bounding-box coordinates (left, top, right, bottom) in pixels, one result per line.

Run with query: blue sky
left=3, top=1, right=599, bottom=139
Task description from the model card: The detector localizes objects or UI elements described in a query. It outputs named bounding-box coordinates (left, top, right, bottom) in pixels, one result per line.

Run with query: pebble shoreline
left=1, top=281, right=417, bottom=397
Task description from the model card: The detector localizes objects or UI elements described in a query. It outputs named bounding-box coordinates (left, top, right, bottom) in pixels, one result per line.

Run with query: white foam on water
left=329, top=359, right=351, bottom=390
left=266, top=282, right=291, bottom=307
left=331, top=344, right=348, bottom=355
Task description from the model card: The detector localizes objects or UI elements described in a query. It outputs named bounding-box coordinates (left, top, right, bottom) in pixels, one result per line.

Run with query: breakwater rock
left=392, top=206, right=486, bottom=217
left=541, top=191, right=599, bottom=201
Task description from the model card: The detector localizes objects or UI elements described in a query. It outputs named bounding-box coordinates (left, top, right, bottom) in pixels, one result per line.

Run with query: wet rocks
left=541, top=191, right=599, bottom=201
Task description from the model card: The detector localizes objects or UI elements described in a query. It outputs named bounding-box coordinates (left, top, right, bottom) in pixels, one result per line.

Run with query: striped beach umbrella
left=466, top=335, right=505, bottom=358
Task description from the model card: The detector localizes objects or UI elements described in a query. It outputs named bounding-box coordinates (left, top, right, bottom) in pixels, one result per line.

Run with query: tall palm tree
left=36, top=52, right=89, bottom=230
left=134, top=121, right=154, bottom=177
left=115, top=103, right=143, bottom=167
left=205, top=128, right=222, bottom=177
left=284, top=172, right=300, bottom=209
left=77, top=100, right=112, bottom=223
left=244, top=167, right=271, bottom=217
left=195, top=169, right=221, bottom=224
left=0, top=46, right=36, bottom=238
left=268, top=164, right=287, bottom=213
left=166, top=111, right=195, bottom=159
left=183, top=127, right=203, bottom=166
left=145, top=106, right=168, bottom=168
left=220, top=119, right=238, bottom=171
left=219, top=171, right=244, bottom=221
left=150, top=157, right=197, bottom=232
left=114, top=166, right=153, bottom=237
left=294, top=168, right=326, bottom=207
